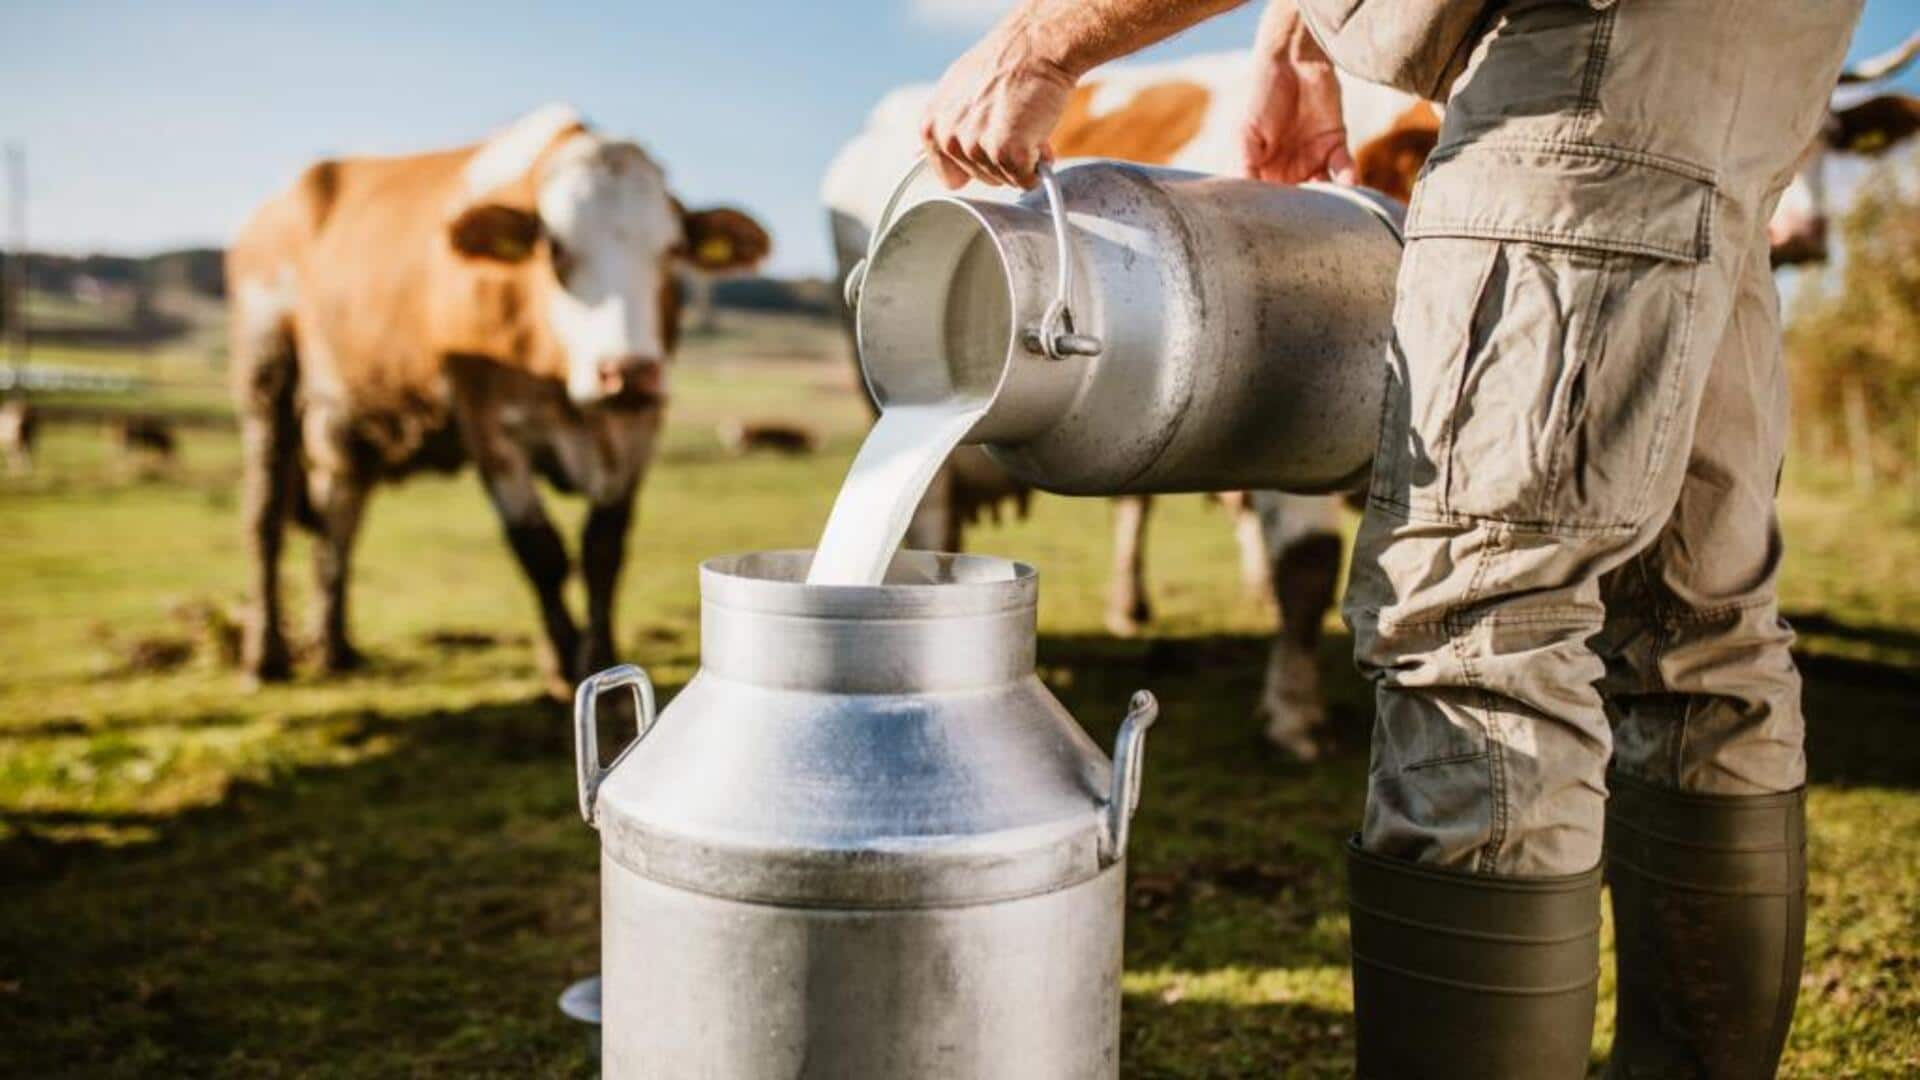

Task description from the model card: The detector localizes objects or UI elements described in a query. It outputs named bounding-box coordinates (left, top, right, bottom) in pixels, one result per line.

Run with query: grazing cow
left=0, top=397, right=34, bottom=475
left=228, top=104, right=768, bottom=690
left=824, top=53, right=1437, bottom=757
left=1771, top=32, right=1920, bottom=266
left=717, top=418, right=820, bottom=456
left=114, top=413, right=178, bottom=462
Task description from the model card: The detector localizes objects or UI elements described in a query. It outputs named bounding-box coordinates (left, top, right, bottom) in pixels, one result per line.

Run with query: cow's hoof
left=1260, top=700, right=1327, bottom=763
left=244, top=637, right=293, bottom=685
left=320, top=643, right=367, bottom=674
left=1104, top=598, right=1153, bottom=639
left=575, top=641, right=617, bottom=682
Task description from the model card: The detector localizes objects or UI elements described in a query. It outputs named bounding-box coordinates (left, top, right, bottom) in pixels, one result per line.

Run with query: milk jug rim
left=701, top=549, right=1036, bottom=618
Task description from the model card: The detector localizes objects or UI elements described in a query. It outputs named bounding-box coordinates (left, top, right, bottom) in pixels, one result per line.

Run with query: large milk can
left=846, top=159, right=1405, bottom=495
left=575, top=550, right=1158, bottom=1078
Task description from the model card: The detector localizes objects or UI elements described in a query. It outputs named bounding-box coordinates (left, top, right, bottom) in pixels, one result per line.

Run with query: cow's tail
left=227, top=269, right=315, bottom=534
left=274, top=365, right=317, bottom=533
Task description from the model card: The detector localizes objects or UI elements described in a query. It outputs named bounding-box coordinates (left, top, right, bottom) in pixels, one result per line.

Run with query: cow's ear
left=448, top=203, right=544, bottom=262
left=1829, top=94, right=1920, bottom=155
left=679, top=206, right=771, bottom=273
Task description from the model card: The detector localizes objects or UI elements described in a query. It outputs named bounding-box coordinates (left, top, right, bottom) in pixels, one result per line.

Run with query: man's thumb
left=1328, top=145, right=1357, bottom=186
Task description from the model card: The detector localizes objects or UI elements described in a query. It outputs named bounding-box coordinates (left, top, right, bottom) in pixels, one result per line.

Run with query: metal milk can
left=575, top=550, right=1158, bottom=1078
left=846, top=159, right=1405, bottom=496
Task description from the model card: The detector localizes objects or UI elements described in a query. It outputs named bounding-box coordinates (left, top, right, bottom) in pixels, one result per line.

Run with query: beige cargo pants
left=1345, top=0, right=1864, bottom=875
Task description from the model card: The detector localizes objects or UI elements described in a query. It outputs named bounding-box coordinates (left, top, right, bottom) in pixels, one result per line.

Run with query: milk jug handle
left=843, top=155, right=1100, bottom=362
left=573, top=664, right=659, bottom=827
left=1100, top=690, right=1160, bottom=865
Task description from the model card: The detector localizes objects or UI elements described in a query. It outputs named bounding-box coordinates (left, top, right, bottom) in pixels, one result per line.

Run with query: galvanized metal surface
left=603, top=855, right=1125, bottom=1079
left=855, top=161, right=1405, bottom=496
left=577, top=551, right=1156, bottom=1078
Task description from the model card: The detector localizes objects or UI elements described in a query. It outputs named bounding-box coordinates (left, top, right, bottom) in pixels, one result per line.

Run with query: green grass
left=2, top=320, right=1917, bottom=1077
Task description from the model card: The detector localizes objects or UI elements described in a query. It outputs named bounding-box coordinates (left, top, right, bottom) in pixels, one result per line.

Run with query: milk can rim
left=699, top=549, right=1037, bottom=618
left=856, top=195, right=1022, bottom=415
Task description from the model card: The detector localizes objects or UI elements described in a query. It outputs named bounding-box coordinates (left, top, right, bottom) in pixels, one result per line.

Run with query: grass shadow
left=0, top=688, right=647, bottom=1078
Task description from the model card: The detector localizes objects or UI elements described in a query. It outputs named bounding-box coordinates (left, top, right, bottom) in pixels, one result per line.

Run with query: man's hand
left=1242, top=0, right=1353, bottom=184
left=923, top=0, right=1247, bottom=190
left=922, top=18, right=1076, bottom=190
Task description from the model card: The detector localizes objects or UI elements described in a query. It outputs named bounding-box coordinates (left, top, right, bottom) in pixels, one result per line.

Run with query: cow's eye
left=550, top=239, right=576, bottom=287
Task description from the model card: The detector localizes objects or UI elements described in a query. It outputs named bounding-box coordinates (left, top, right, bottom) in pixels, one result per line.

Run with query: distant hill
left=0, top=248, right=225, bottom=302
left=709, top=275, right=839, bottom=316
left=0, top=247, right=835, bottom=318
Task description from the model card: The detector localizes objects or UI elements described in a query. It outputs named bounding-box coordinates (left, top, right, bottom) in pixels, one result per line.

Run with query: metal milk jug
left=574, top=550, right=1158, bottom=1078
left=845, top=158, right=1405, bottom=495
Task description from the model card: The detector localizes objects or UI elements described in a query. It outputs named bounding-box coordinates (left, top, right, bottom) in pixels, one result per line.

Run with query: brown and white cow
left=229, top=104, right=768, bottom=690
left=824, top=53, right=1436, bottom=758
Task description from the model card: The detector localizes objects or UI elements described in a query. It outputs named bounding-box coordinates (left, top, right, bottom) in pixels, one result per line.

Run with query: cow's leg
left=452, top=384, right=582, bottom=695
left=308, top=464, right=371, bottom=673
left=234, top=349, right=299, bottom=683
left=479, top=456, right=580, bottom=696
left=1104, top=495, right=1153, bottom=637
left=1232, top=497, right=1274, bottom=605
left=1253, top=493, right=1343, bottom=760
left=237, top=410, right=295, bottom=681
left=578, top=493, right=636, bottom=678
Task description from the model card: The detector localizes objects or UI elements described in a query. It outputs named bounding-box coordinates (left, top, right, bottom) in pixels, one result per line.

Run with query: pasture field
left=2, top=313, right=1917, bottom=1077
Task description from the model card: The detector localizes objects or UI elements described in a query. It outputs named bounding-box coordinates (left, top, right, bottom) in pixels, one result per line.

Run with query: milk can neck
left=697, top=552, right=1039, bottom=694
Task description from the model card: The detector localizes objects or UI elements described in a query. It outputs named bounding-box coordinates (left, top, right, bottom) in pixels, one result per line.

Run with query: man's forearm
left=1002, top=0, right=1250, bottom=80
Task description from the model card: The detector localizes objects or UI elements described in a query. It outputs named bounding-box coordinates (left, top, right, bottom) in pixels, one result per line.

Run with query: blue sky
left=3, top=1, right=1916, bottom=276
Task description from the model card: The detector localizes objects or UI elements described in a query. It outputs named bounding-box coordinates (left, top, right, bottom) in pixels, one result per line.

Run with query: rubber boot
left=1347, top=838, right=1602, bottom=1079
left=1604, top=773, right=1807, bottom=1079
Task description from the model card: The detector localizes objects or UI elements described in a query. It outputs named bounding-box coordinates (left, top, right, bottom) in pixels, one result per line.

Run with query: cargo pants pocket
left=1369, top=144, right=1713, bottom=534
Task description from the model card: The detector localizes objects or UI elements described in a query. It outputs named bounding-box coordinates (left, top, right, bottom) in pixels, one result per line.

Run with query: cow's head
left=446, top=106, right=770, bottom=406
left=1772, top=33, right=1920, bottom=267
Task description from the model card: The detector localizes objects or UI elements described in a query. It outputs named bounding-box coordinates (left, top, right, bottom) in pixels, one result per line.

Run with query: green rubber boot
left=1604, top=773, right=1808, bottom=1079
left=1347, top=838, right=1602, bottom=1079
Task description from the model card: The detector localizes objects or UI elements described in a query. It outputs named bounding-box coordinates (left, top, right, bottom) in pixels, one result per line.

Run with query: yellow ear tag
left=493, top=234, right=531, bottom=261
left=697, top=236, right=734, bottom=267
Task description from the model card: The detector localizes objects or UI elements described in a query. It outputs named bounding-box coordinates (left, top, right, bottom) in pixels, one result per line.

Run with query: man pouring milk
left=921, top=0, right=1861, bottom=1075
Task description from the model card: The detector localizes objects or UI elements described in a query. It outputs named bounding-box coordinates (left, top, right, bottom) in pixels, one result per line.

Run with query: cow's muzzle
left=596, top=357, right=668, bottom=406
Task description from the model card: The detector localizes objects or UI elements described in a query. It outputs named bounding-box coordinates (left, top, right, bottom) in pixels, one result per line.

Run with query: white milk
left=806, top=401, right=985, bottom=586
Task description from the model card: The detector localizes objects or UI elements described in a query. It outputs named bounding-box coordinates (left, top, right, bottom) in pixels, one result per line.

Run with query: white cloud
left=910, top=0, right=1016, bottom=30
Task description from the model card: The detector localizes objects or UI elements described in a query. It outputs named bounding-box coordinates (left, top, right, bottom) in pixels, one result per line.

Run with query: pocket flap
left=1406, top=142, right=1716, bottom=262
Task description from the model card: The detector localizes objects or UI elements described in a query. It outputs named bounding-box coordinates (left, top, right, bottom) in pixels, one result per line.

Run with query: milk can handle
left=573, top=664, right=658, bottom=827
left=1100, top=690, right=1160, bottom=865
left=842, top=155, right=1101, bottom=361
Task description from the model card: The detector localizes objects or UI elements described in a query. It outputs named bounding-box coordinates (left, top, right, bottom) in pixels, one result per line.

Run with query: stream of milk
left=805, top=400, right=986, bottom=586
